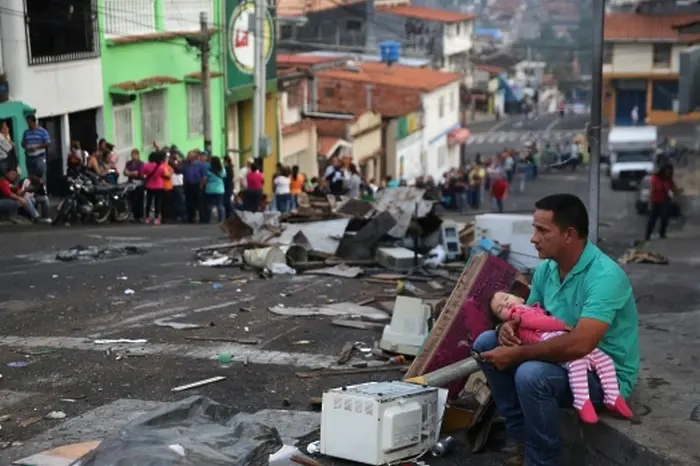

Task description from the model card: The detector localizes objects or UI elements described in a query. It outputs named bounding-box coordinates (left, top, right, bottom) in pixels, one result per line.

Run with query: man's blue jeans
left=473, top=330, right=605, bottom=466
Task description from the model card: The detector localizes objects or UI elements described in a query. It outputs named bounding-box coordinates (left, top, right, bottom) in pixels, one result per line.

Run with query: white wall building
left=421, top=81, right=462, bottom=179
left=442, top=18, right=475, bottom=79
left=396, top=130, right=424, bottom=184
left=0, top=0, right=104, bottom=190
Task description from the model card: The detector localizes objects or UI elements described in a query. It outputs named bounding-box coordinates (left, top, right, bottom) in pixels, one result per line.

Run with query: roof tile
left=377, top=4, right=475, bottom=23
left=605, top=13, right=700, bottom=41
left=316, top=62, right=461, bottom=92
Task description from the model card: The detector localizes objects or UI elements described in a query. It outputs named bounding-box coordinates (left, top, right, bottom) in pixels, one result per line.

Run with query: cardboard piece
left=14, top=441, right=100, bottom=466
left=405, top=253, right=517, bottom=399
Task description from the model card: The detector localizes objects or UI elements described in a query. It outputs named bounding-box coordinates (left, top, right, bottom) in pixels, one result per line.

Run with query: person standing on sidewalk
left=182, top=151, right=207, bottom=223
left=21, top=115, right=51, bottom=179
left=124, top=149, right=145, bottom=221
left=645, top=163, right=678, bottom=241
left=474, top=194, right=639, bottom=466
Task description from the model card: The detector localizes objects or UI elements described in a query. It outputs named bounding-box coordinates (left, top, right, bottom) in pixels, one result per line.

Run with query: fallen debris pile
left=197, top=188, right=485, bottom=275
left=56, top=245, right=146, bottom=262
left=618, top=248, right=669, bottom=265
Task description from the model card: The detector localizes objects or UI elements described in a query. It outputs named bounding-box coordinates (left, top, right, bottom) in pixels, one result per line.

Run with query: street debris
left=93, top=338, right=147, bottom=345
left=7, top=361, right=29, bottom=368
left=171, top=376, right=226, bottom=392
left=268, top=303, right=390, bottom=321
left=56, top=245, right=146, bottom=262
left=618, top=249, right=669, bottom=265
left=45, top=411, right=67, bottom=420
left=154, top=315, right=203, bottom=330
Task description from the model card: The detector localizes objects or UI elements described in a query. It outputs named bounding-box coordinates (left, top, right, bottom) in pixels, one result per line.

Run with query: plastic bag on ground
left=71, top=396, right=282, bottom=466
left=424, top=245, right=446, bottom=268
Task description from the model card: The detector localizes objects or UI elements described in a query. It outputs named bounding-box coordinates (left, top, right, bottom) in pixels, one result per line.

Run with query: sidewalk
left=559, top=226, right=700, bottom=465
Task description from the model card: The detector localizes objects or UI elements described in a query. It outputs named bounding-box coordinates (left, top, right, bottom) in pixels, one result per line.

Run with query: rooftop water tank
left=379, top=41, right=401, bottom=66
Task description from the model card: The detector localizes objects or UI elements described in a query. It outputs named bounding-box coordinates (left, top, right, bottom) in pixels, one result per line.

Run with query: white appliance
left=474, top=213, right=542, bottom=271
left=379, top=296, right=431, bottom=356
left=320, top=381, right=440, bottom=465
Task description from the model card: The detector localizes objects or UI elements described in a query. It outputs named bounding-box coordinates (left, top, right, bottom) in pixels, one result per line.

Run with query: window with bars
left=162, top=0, right=213, bottom=32
left=652, top=43, right=672, bottom=68
left=113, top=105, right=134, bottom=150
left=25, top=0, right=100, bottom=65
left=187, top=84, right=204, bottom=137
left=140, top=90, right=167, bottom=150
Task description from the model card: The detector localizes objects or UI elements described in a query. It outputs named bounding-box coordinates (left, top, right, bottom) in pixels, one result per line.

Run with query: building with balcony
left=97, top=0, right=225, bottom=173
left=603, top=12, right=700, bottom=125
left=0, top=0, right=104, bottom=191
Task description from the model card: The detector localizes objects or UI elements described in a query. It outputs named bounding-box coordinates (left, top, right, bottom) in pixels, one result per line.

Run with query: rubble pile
left=197, top=187, right=476, bottom=275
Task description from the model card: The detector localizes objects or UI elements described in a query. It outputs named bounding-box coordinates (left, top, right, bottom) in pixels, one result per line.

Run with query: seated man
left=0, top=166, right=44, bottom=223
left=21, top=171, right=51, bottom=223
left=473, top=193, right=640, bottom=466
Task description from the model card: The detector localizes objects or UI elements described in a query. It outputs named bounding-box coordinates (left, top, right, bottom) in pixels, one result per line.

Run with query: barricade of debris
left=194, top=188, right=475, bottom=275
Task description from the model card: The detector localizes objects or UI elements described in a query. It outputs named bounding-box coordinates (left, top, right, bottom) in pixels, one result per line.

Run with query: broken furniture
left=379, top=296, right=431, bottom=356
left=406, top=253, right=519, bottom=400
left=320, top=381, right=441, bottom=465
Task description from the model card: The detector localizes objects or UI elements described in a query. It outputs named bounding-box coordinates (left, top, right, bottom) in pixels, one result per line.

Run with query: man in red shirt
left=645, top=163, right=677, bottom=241
left=491, top=172, right=509, bottom=213
left=0, top=166, right=40, bottom=222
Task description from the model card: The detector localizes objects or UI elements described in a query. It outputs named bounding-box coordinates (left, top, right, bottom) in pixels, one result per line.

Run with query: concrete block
left=375, top=247, right=422, bottom=271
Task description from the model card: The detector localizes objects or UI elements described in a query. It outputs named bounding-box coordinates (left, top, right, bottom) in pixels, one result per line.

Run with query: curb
left=560, top=411, right=681, bottom=466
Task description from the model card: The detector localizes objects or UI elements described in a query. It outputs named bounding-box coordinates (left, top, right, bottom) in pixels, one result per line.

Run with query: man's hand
left=17, top=197, right=26, bottom=207
left=498, top=315, right=522, bottom=346
left=480, top=346, right=523, bottom=370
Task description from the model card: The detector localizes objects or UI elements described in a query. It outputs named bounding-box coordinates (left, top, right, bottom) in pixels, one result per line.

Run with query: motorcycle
left=53, top=170, right=141, bottom=225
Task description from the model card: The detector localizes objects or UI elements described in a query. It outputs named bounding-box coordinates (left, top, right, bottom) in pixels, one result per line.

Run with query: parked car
left=634, top=175, right=682, bottom=216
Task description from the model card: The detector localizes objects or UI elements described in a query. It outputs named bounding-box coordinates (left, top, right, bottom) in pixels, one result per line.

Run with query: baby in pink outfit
left=488, top=291, right=633, bottom=424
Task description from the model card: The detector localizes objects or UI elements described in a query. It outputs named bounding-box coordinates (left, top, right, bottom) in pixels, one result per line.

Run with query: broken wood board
left=405, top=254, right=517, bottom=386
left=304, top=265, right=363, bottom=278
left=331, top=319, right=384, bottom=330
left=355, top=297, right=376, bottom=306
left=184, top=336, right=261, bottom=344
left=13, top=441, right=101, bottom=466
left=337, top=341, right=355, bottom=364
left=269, top=303, right=389, bottom=321
left=295, top=365, right=409, bottom=378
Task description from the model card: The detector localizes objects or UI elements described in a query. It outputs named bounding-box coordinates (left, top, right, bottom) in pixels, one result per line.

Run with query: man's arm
left=515, top=273, right=630, bottom=363
left=517, top=310, right=569, bottom=332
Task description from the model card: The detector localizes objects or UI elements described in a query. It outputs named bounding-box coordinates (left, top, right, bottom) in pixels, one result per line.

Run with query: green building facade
left=97, top=0, right=226, bottom=168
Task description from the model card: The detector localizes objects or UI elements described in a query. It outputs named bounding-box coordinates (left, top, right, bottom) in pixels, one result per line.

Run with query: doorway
left=614, top=79, right=647, bottom=126
left=69, top=108, right=98, bottom=154
left=39, top=116, right=63, bottom=196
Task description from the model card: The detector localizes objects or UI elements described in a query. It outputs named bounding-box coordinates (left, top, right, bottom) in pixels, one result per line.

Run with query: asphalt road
left=0, top=171, right=660, bottom=464
left=465, top=113, right=589, bottom=158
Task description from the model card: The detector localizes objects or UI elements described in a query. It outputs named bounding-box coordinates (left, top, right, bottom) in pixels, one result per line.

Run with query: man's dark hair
left=534, top=193, right=589, bottom=238
left=26, top=115, right=36, bottom=123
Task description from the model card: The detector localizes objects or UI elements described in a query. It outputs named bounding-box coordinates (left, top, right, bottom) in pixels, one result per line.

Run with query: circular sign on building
left=228, top=1, right=274, bottom=75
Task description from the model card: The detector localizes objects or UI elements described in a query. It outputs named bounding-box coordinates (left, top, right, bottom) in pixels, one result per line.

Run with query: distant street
left=465, top=113, right=699, bottom=158
left=465, top=112, right=589, bottom=157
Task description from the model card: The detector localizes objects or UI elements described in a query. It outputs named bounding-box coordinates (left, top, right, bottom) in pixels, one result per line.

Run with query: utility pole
left=588, top=0, right=605, bottom=244
left=199, top=12, right=212, bottom=154
left=252, top=0, right=268, bottom=162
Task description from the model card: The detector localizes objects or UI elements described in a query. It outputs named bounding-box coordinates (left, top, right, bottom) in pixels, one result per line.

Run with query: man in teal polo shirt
left=473, top=193, right=640, bottom=466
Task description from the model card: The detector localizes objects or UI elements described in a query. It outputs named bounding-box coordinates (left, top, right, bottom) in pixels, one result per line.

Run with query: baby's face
left=490, top=291, right=525, bottom=321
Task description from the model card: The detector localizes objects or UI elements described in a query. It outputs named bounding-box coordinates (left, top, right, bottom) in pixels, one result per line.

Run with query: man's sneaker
left=504, top=443, right=524, bottom=466
left=38, top=218, right=52, bottom=225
